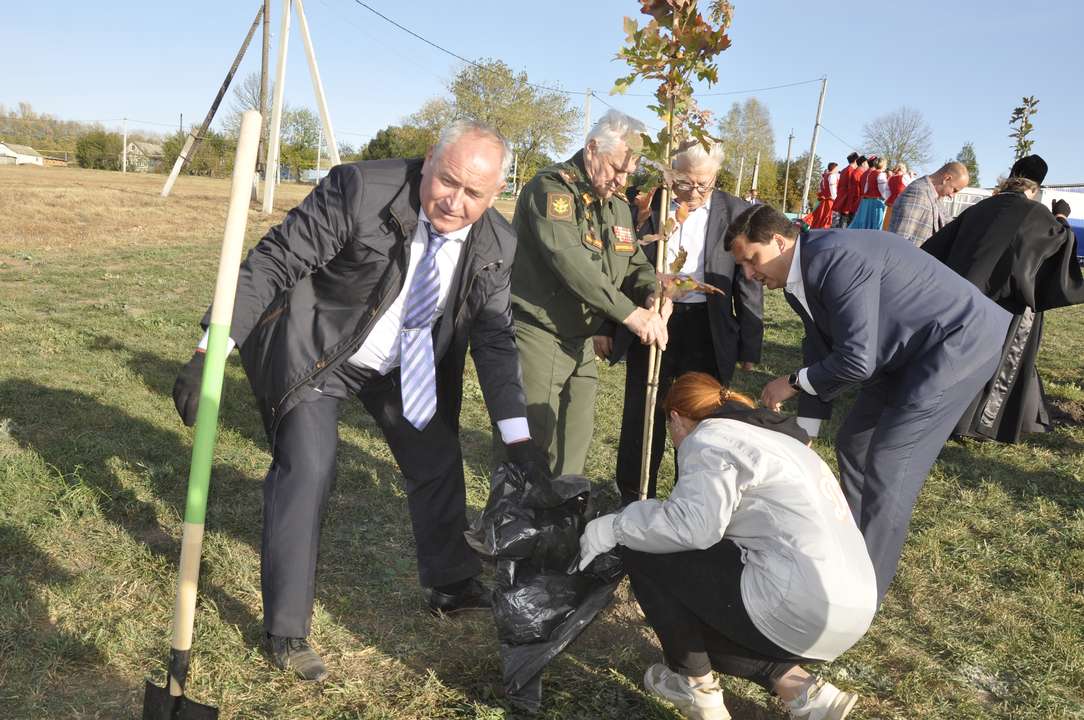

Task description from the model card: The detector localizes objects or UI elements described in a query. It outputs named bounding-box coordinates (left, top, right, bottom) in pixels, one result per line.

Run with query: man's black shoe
left=264, top=633, right=329, bottom=681
left=426, top=577, right=493, bottom=616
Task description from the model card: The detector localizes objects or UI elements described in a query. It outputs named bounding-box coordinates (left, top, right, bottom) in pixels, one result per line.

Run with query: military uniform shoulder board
left=547, top=192, right=574, bottom=221
left=612, top=225, right=637, bottom=254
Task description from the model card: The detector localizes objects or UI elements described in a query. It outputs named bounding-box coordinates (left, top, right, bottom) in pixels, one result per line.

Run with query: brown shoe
left=264, top=634, right=329, bottom=681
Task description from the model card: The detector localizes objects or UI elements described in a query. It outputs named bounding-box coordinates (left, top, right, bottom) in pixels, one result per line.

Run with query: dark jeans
left=615, top=303, right=720, bottom=503
left=261, top=362, right=480, bottom=638
left=622, top=540, right=808, bottom=690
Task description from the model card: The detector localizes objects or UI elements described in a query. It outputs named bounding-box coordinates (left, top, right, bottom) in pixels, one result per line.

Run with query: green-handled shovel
left=142, top=109, right=262, bottom=720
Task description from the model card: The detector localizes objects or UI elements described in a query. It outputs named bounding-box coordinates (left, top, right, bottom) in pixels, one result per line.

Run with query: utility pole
left=735, top=156, right=745, bottom=195
left=122, top=118, right=128, bottom=173
left=782, top=129, right=794, bottom=211
left=295, top=0, right=339, bottom=166
left=799, top=76, right=828, bottom=215
left=583, top=89, right=592, bottom=139
left=162, top=3, right=264, bottom=198
left=512, top=152, right=519, bottom=196
left=751, top=150, right=761, bottom=192
left=263, top=0, right=292, bottom=212
left=259, top=0, right=270, bottom=172
left=316, top=123, right=322, bottom=179
left=179, top=113, right=183, bottom=134
left=263, top=0, right=340, bottom=212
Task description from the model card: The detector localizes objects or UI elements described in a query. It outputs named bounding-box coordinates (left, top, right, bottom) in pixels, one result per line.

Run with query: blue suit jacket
left=794, top=229, right=1011, bottom=403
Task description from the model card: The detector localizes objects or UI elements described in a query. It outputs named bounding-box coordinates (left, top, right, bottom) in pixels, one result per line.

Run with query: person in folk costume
left=849, top=157, right=889, bottom=229
left=833, top=153, right=860, bottom=227
left=922, top=154, right=1084, bottom=443
left=844, top=156, right=869, bottom=223
left=882, top=163, right=908, bottom=230
left=809, top=162, right=840, bottom=229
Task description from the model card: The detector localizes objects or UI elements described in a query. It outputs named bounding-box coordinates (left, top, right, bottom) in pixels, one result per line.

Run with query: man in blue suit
left=726, top=204, right=1011, bottom=603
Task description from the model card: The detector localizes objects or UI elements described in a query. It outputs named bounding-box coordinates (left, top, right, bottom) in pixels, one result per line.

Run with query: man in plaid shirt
left=887, top=161, right=970, bottom=246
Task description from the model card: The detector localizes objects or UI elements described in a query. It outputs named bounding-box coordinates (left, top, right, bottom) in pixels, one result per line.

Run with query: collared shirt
left=665, top=195, right=712, bottom=303
left=784, top=241, right=818, bottom=398
left=347, top=208, right=468, bottom=374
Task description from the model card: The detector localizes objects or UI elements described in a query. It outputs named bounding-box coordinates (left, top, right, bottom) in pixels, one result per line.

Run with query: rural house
left=126, top=141, right=164, bottom=172
left=0, top=142, right=44, bottom=166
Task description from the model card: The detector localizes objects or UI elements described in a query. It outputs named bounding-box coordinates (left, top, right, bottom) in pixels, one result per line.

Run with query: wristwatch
left=788, top=371, right=802, bottom=391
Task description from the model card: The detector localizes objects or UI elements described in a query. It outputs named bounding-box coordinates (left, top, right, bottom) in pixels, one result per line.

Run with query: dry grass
left=0, top=165, right=1082, bottom=719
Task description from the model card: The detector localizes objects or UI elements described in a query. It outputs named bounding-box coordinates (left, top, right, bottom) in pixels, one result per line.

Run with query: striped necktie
left=400, top=222, right=449, bottom=429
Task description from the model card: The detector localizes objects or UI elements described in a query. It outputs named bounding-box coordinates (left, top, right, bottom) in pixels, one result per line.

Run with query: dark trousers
left=615, top=303, right=720, bottom=503
left=261, top=363, right=480, bottom=638
left=836, top=351, right=1002, bottom=603
left=623, top=541, right=807, bottom=689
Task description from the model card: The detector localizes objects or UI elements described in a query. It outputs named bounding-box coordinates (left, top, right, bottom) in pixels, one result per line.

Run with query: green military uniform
left=509, top=150, right=657, bottom=476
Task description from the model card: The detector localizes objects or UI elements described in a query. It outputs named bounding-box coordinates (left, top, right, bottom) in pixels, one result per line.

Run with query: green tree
left=717, top=98, right=777, bottom=199
left=278, top=106, right=320, bottom=179
left=161, top=129, right=235, bottom=177
left=75, top=130, right=123, bottom=170
left=445, top=59, right=578, bottom=188
left=1009, top=96, right=1039, bottom=160
left=955, top=142, right=980, bottom=187
left=773, top=151, right=822, bottom=213
left=361, top=125, right=435, bottom=161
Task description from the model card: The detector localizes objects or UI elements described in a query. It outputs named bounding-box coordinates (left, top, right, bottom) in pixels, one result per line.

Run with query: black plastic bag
left=465, top=463, right=625, bottom=714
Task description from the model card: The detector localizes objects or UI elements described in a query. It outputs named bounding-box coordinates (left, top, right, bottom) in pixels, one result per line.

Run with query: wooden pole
left=583, top=89, right=592, bottom=140
left=122, top=118, right=128, bottom=173
left=263, top=0, right=292, bottom=213
left=258, top=0, right=270, bottom=172
left=782, top=130, right=794, bottom=211
left=638, top=99, right=675, bottom=501
left=734, top=156, right=744, bottom=195
left=161, top=4, right=263, bottom=198
left=294, top=0, right=340, bottom=166
left=799, top=76, right=828, bottom=214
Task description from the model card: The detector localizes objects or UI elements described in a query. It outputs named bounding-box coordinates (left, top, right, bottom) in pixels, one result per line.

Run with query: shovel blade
left=142, top=680, right=219, bottom=720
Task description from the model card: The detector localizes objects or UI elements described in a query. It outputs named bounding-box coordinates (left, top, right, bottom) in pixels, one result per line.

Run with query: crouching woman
left=580, top=372, right=877, bottom=720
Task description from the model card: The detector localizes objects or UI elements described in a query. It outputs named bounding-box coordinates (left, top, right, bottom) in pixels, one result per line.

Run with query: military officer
left=508, top=109, right=667, bottom=477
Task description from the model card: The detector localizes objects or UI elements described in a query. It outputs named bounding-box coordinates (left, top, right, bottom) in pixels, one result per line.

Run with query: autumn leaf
left=657, top=272, right=726, bottom=300
left=675, top=201, right=690, bottom=225
left=633, top=186, right=658, bottom=231
left=669, top=247, right=688, bottom=273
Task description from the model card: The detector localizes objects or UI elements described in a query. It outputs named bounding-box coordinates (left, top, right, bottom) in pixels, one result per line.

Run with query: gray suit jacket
left=611, top=189, right=764, bottom=381
left=793, top=229, right=1011, bottom=403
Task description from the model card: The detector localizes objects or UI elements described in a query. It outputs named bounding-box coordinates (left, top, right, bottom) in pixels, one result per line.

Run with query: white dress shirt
left=784, top=240, right=823, bottom=437
left=347, top=209, right=468, bottom=373
left=665, top=196, right=711, bottom=303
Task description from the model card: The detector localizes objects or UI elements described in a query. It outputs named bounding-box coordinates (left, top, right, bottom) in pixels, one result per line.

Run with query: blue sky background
left=4, top=0, right=1082, bottom=184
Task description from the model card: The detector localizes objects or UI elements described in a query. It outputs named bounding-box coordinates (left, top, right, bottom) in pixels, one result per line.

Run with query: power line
left=348, top=0, right=579, bottom=97
left=819, top=123, right=859, bottom=151
left=619, top=77, right=823, bottom=98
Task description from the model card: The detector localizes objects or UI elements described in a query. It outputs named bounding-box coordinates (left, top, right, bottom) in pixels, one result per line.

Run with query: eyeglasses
left=673, top=180, right=714, bottom=194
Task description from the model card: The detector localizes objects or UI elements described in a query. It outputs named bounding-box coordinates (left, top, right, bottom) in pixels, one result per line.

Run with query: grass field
left=1, top=165, right=1082, bottom=719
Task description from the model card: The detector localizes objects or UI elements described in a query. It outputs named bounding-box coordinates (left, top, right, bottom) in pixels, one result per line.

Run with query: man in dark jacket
left=172, top=121, right=532, bottom=680
left=728, top=204, right=1011, bottom=604
left=606, top=140, right=763, bottom=503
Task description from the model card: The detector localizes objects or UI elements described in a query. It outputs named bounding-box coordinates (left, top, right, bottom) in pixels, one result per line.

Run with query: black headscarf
left=706, top=401, right=811, bottom=445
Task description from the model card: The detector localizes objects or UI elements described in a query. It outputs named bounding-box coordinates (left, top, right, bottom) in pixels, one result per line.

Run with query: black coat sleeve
left=469, top=235, right=528, bottom=424
left=207, top=164, right=358, bottom=347
left=1015, top=207, right=1084, bottom=311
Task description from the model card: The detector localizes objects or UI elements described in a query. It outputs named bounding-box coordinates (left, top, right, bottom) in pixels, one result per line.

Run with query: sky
left=3, top=0, right=1082, bottom=185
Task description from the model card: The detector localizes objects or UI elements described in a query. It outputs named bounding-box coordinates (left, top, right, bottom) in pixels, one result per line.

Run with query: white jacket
left=614, top=418, right=877, bottom=660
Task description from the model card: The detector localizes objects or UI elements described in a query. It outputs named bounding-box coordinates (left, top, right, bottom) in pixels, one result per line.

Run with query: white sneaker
left=643, top=663, right=731, bottom=720
left=785, top=677, right=859, bottom=720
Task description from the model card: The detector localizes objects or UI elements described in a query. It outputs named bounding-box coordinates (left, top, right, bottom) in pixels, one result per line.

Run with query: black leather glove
left=1052, top=199, right=1071, bottom=218
left=172, top=350, right=205, bottom=426
left=507, top=440, right=550, bottom=476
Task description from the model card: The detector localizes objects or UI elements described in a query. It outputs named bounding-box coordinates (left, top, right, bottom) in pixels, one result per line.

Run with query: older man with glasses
left=604, top=140, right=764, bottom=504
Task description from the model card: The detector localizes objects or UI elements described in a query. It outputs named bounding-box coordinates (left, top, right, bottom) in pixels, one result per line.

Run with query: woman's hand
left=579, top=514, right=618, bottom=570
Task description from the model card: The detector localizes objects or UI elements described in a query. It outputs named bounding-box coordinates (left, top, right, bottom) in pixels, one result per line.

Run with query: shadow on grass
left=0, top=381, right=262, bottom=645
left=0, top=523, right=136, bottom=716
